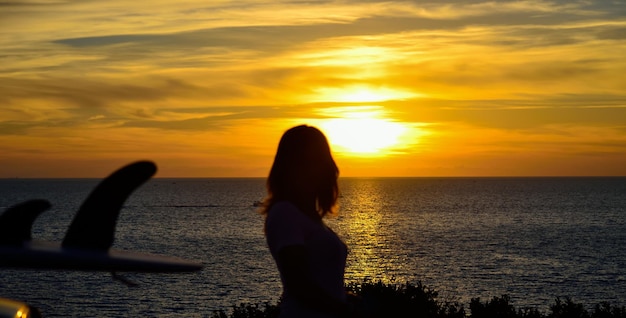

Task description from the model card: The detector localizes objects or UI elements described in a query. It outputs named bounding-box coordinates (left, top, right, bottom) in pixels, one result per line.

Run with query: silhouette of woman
left=261, top=125, right=355, bottom=318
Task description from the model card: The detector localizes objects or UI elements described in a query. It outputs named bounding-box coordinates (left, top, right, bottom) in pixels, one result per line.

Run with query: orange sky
left=1, top=1, right=625, bottom=177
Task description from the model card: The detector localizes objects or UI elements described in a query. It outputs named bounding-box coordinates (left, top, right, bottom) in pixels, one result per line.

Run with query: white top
left=265, top=201, right=348, bottom=318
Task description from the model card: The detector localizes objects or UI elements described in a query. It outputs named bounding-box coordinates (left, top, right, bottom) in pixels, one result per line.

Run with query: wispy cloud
left=0, top=0, right=624, bottom=176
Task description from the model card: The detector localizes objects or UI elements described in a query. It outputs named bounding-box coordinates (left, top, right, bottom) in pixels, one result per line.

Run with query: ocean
left=0, top=177, right=625, bottom=317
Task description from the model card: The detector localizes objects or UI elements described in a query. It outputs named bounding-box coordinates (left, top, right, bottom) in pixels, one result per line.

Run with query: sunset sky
left=1, top=0, right=625, bottom=178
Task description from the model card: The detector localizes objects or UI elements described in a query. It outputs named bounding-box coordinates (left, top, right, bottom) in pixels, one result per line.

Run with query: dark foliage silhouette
left=211, top=281, right=626, bottom=318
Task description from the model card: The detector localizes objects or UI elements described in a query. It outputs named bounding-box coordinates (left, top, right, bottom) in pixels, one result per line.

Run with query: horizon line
left=2, top=175, right=625, bottom=180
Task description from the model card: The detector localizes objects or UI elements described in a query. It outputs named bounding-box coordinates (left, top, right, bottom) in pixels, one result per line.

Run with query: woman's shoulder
left=267, top=201, right=300, bottom=220
left=266, top=201, right=323, bottom=229
left=266, top=201, right=324, bottom=229
left=270, top=200, right=297, bottom=211
left=265, top=201, right=307, bottom=241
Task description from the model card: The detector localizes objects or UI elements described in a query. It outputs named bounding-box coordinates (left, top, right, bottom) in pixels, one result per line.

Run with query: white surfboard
left=0, top=161, right=203, bottom=273
left=0, top=241, right=202, bottom=272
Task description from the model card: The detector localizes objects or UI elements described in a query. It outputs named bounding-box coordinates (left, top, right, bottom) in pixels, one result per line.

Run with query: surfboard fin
left=62, top=161, right=157, bottom=251
left=0, top=199, right=51, bottom=246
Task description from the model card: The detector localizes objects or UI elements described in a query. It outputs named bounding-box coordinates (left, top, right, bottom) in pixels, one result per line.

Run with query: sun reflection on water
left=331, top=178, right=410, bottom=284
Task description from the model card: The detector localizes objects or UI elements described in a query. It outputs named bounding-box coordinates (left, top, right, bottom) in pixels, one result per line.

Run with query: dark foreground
left=211, top=281, right=626, bottom=318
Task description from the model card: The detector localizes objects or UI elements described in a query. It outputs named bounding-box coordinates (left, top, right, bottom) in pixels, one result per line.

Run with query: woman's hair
left=261, top=125, right=339, bottom=219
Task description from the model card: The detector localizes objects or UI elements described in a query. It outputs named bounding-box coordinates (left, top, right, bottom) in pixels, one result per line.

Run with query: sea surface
left=0, top=177, right=625, bottom=317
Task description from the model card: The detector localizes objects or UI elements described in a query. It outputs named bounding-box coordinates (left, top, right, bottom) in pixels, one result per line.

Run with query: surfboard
left=0, top=241, right=202, bottom=272
left=0, top=160, right=203, bottom=273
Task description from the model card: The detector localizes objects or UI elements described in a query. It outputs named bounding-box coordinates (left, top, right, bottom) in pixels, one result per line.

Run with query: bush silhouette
left=347, top=281, right=465, bottom=318
left=549, top=297, right=589, bottom=318
left=210, top=281, right=626, bottom=318
left=470, top=295, right=517, bottom=318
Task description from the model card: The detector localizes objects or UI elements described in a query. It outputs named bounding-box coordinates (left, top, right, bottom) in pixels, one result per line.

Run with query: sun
left=305, top=86, right=426, bottom=156
left=317, top=106, right=410, bottom=156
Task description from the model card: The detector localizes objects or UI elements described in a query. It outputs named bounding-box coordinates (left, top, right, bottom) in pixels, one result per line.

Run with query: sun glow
left=312, top=85, right=421, bottom=103
left=317, top=106, right=411, bottom=156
